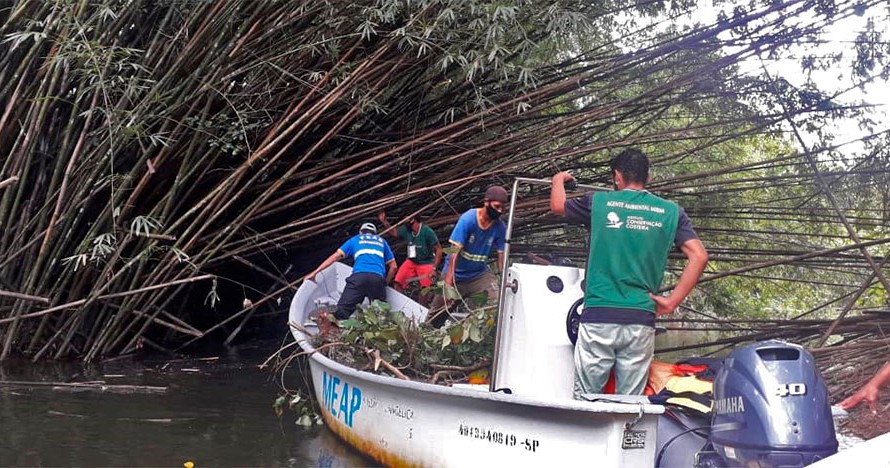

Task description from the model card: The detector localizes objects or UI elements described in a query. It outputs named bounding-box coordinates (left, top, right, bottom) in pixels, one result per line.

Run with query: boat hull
left=291, top=262, right=663, bottom=467
left=306, top=350, right=660, bottom=467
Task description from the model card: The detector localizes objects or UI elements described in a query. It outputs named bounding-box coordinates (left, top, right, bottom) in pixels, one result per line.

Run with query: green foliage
left=273, top=392, right=322, bottom=427
left=183, top=114, right=270, bottom=159
left=317, top=299, right=497, bottom=379
left=354, top=0, right=595, bottom=85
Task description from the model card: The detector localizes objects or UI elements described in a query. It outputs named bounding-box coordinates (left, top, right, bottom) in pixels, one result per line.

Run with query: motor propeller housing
left=710, top=341, right=838, bottom=467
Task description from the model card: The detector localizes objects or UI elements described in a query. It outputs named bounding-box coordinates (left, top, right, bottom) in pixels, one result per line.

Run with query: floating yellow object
left=468, top=369, right=490, bottom=384
left=184, top=461, right=195, bottom=468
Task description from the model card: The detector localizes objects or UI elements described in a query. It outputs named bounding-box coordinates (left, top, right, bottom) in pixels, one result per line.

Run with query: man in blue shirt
left=306, top=222, right=397, bottom=320
left=428, top=186, right=508, bottom=327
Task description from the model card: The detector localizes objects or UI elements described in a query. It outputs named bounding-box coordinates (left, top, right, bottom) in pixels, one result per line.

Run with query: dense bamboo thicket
left=1, top=0, right=889, bottom=367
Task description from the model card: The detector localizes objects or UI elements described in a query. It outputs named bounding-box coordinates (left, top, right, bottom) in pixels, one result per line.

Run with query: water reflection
left=0, top=341, right=375, bottom=467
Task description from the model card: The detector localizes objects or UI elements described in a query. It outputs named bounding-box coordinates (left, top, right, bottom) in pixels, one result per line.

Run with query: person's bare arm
left=386, top=259, right=397, bottom=284
left=650, top=239, right=708, bottom=316
left=550, top=172, right=575, bottom=216
left=840, top=360, right=890, bottom=412
left=306, top=250, right=346, bottom=282
left=444, top=246, right=460, bottom=287
left=432, top=242, right=444, bottom=278
left=377, top=210, right=399, bottom=240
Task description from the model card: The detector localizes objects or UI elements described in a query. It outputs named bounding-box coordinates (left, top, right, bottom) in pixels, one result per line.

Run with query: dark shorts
left=336, top=272, right=386, bottom=319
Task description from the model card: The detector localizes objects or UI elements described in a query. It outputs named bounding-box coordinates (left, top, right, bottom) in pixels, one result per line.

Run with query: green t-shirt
left=585, top=190, right=680, bottom=312
left=397, top=223, right=439, bottom=265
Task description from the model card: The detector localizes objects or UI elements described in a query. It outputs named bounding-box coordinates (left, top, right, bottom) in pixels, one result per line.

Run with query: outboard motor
left=710, top=341, right=838, bottom=466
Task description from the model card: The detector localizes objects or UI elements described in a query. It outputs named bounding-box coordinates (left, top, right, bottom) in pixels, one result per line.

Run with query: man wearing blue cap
left=306, top=222, right=397, bottom=320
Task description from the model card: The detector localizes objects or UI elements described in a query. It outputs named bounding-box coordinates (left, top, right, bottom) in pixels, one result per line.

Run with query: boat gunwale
left=290, top=326, right=664, bottom=415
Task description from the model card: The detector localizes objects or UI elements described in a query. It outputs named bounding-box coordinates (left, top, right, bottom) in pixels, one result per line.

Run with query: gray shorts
left=573, top=322, right=655, bottom=398
left=427, top=271, right=499, bottom=326
left=453, top=271, right=499, bottom=304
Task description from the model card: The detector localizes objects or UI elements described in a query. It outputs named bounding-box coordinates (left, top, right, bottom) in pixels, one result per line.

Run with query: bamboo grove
left=0, top=0, right=889, bottom=392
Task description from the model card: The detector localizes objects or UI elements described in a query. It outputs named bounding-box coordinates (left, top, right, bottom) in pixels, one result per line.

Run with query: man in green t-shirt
left=378, top=211, right=443, bottom=304
left=550, top=148, right=708, bottom=397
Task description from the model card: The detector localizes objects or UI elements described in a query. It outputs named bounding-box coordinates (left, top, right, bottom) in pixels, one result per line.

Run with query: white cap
left=359, top=222, right=377, bottom=234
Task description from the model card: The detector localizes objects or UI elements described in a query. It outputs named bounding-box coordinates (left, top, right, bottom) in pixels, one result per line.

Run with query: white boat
left=809, top=432, right=890, bottom=468
left=289, top=178, right=847, bottom=467
left=289, top=262, right=664, bottom=467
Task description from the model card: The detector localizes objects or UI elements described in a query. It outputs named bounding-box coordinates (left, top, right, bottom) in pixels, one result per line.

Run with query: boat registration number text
left=458, top=424, right=540, bottom=452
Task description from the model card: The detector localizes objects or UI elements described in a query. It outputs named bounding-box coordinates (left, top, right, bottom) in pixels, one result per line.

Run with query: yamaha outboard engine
left=710, top=341, right=838, bottom=466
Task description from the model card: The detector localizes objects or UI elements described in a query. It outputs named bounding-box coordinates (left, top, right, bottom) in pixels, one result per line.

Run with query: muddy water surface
left=0, top=340, right=373, bottom=467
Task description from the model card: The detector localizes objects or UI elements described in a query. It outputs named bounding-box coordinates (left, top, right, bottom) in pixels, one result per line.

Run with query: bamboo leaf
left=469, top=324, right=482, bottom=342
left=2, top=31, right=47, bottom=50
left=340, top=319, right=361, bottom=328
left=448, top=325, right=463, bottom=345
left=295, top=415, right=313, bottom=427
left=130, top=216, right=163, bottom=237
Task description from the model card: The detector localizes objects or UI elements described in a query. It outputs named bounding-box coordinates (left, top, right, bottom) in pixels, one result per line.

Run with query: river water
left=0, top=339, right=374, bottom=467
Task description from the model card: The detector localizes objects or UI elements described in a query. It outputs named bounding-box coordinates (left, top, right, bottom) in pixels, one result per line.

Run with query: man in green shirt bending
left=378, top=211, right=443, bottom=305
left=550, top=148, right=708, bottom=397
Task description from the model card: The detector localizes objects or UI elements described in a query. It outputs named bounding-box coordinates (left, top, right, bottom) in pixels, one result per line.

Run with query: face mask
left=485, top=204, right=503, bottom=220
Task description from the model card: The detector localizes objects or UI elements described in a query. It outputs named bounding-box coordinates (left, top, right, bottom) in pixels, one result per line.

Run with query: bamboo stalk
left=0, top=290, right=50, bottom=304
left=0, top=275, right=215, bottom=325
left=1, top=0, right=888, bottom=363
